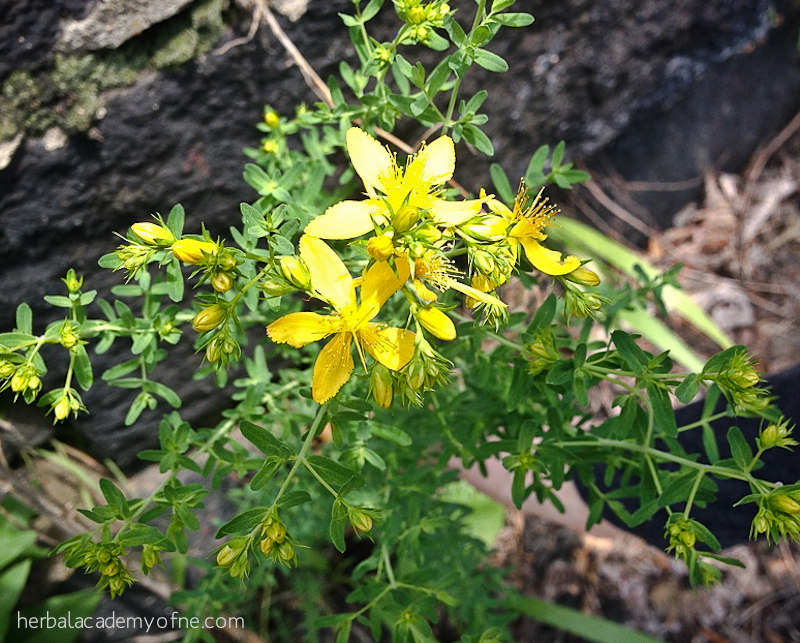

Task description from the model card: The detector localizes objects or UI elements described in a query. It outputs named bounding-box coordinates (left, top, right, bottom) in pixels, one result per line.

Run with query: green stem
left=683, top=470, right=705, bottom=518
left=269, top=402, right=331, bottom=511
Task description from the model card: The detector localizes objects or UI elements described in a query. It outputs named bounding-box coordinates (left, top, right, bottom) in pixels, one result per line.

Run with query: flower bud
left=259, top=537, right=273, bottom=555
left=261, top=139, right=279, bottom=154
left=102, top=560, right=120, bottom=577
left=350, top=511, right=373, bottom=534
left=277, top=542, right=295, bottom=563
left=566, top=265, right=601, bottom=287
left=0, top=361, right=16, bottom=379
left=171, top=239, right=218, bottom=264
left=263, top=109, right=279, bottom=128
left=367, top=235, right=395, bottom=262
left=217, top=542, right=244, bottom=567
left=192, top=304, right=226, bottom=332
left=211, top=272, right=234, bottom=293
left=266, top=521, right=286, bottom=544
left=370, top=365, right=394, bottom=409
left=280, top=256, right=311, bottom=290
left=773, top=495, right=800, bottom=515
left=260, top=277, right=293, bottom=297
left=730, top=369, right=760, bottom=389
left=64, top=269, right=83, bottom=293
left=417, top=307, right=456, bottom=341
left=408, top=6, right=426, bottom=23
left=471, top=250, right=495, bottom=276
left=131, top=222, right=174, bottom=245
left=53, top=396, right=72, bottom=421
left=393, top=205, right=420, bottom=232
left=141, top=545, right=161, bottom=574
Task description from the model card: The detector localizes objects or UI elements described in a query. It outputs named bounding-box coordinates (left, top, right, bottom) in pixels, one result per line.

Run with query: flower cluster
left=266, top=127, right=590, bottom=404
left=394, top=0, right=452, bottom=44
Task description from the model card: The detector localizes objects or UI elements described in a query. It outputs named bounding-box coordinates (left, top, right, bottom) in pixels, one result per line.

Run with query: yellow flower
left=266, top=236, right=415, bottom=403
left=304, top=127, right=482, bottom=240
left=484, top=183, right=580, bottom=276
left=398, top=252, right=505, bottom=308
left=172, top=239, right=219, bottom=264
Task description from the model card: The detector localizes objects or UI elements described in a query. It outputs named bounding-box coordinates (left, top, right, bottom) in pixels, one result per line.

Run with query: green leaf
left=491, top=0, right=517, bottom=11
left=489, top=163, right=514, bottom=203
left=461, top=123, right=494, bottom=155
left=551, top=140, right=565, bottom=168
left=611, top=330, right=649, bottom=374
left=240, top=421, right=291, bottom=457
left=472, top=49, right=509, bottom=72
left=167, top=203, right=185, bottom=237
left=646, top=382, right=677, bottom=437
left=117, top=523, right=163, bottom=546
left=306, top=455, right=365, bottom=488
left=216, top=507, right=269, bottom=537
left=99, top=479, right=128, bottom=517
left=675, top=373, right=700, bottom=404
left=250, top=456, right=285, bottom=490
left=15, top=304, right=32, bottom=334
left=369, top=423, right=412, bottom=446
left=727, top=426, right=752, bottom=469
left=338, top=12, right=359, bottom=27
left=277, top=490, right=312, bottom=509
left=492, top=12, right=534, bottom=27
left=511, top=467, right=526, bottom=509
left=0, top=561, right=32, bottom=641
left=42, top=295, right=73, bottom=308
left=330, top=499, right=347, bottom=553
left=148, top=381, right=182, bottom=408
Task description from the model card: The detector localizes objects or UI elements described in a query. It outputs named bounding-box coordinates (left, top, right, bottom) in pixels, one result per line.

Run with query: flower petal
left=444, top=277, right=506, bottom=307
left=300, top=235, right=354, bottom=311
left=312, top=332, right=354, bottom=403
left=409, top=136, right=455, bottom=186
left=519, top=237, right=581, bottom=275
left=267, top=312, right=339, bottom=348
left=305, top=200, right=385, bottom=240
left=346, top=127, right=396, bottom=194
left=358, top=259, right=411, bottom=324
left=359, top=325, right=415, bottom=371
left=430, top=199, right=483, bottom=227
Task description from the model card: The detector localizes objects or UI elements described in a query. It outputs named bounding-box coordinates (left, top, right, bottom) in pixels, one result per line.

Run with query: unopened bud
left=277, top=542, right=295, bottom=563
left=393, top=205, right=420, bottom=232
left=131, top=222, right=174, bottom=245
left=370, top=365, right=394, bottom=409
left=263, top=110, right=279, bottom=128
left=417, top=307, right=456, bottom=341
left=266, top=522, right=286, bottom=544
left=53, top=396, right=72, bottom=421
left=172, top=239, right=218, bottom=264
left=192, top=304, right=226, bottom=332
left=566, top=265, right=601, bottom=287
left=350, top=511, right=373, bottom=534
left=280, top=256, right=311, bottom=290
left=367, top=235, right=395, bottom=261
left=773, top=495, right=800, bottom=514
left=211, top=272, right=234, bottom=293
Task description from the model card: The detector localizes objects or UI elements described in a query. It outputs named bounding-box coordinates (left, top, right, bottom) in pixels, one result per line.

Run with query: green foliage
left=3, top=2, right=798, bottom=642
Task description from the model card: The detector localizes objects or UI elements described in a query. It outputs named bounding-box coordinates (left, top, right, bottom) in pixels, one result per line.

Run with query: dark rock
left=2, top=0, right=799, bottom=467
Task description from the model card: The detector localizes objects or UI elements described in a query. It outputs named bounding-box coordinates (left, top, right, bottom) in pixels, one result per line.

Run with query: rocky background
left=2, top=0, right=800, bottom=467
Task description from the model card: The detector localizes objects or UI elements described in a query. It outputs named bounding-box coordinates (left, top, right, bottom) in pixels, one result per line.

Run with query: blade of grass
left=506, top=593, right=665, bottom=643
left=553, top=218, right=732, bottom=349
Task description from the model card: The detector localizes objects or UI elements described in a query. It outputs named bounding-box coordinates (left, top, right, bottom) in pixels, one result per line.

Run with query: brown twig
left=746, top=108, right=800, bottom=182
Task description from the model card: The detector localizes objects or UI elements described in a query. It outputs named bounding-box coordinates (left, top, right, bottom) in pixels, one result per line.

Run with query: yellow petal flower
left=305, top=200, right=386, bottom=240
left=406, top=135, right=455, bottom=186
left=518, top=237, right=580, bottom=276
left=312, top=332, right=355, bottom=403
left=346, top=127, right=396, bottom=194
left=359, top=259, right=410, bottom=323
left=430, top=199, right=484, bottom=227
left=299, top=235, right=354, bottom=311
left=267, top=312, right=340, bottom=348
left=359, top=325, right=415, bottom=371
